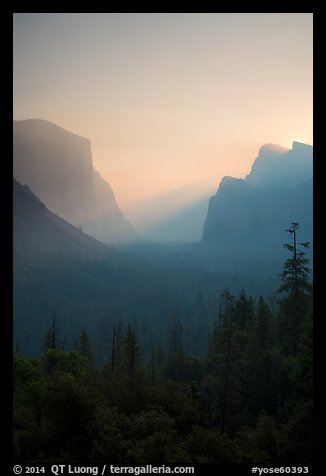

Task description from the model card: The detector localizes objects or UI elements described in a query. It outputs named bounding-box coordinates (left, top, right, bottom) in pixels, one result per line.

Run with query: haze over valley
left=13, top=118, right=313, bottom=355
left=12, top=13, right=313, bottom=466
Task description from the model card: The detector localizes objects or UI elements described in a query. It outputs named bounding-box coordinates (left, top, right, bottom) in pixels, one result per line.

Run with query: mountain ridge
left=201, top=141, right=313, bottom=266
left=13, top=177, right=112, bottom=269
left=13, top=119, right=139, bottom=245
left=246, top=141, right=312, bottom=190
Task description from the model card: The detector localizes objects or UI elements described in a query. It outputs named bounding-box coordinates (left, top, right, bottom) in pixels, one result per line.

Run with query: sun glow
left=13, top=13, right=312, bottom=224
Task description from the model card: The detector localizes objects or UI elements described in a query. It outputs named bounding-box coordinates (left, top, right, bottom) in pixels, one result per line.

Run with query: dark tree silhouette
left=43, top=311, right=61, bottom=375
left=277, top=222, right=311, bottom=355
left=75, top=330, right=95, bottom=365
left=278, top=222, right=310, bottom=297
left=125, top=323, right=141, bottom=374
left=43, top=311, right=61, bottom=352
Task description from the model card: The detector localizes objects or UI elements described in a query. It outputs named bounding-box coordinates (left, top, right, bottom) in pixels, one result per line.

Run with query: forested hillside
left=14, top=225, right=312, bottom=464
left=12, top=12, right=313, bottom=470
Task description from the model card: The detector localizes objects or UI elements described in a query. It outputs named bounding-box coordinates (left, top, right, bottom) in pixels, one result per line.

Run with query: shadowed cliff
left=201, top=142, right=313, bottom=268
left=13, top=119, right=139, bottom=244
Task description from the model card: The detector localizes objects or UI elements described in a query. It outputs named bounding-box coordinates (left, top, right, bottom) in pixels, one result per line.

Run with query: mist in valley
left=12, top=13, right=313, bottom=467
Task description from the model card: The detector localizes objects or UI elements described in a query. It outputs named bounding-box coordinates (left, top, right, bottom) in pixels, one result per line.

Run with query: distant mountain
left=246, top=142, right=313, bottom=189
left=14, top=177, right=276, bottom=358
left=131, top=179, right=217, bottom=242
left=13, top=119, right=139, bottom=244
left=135, top=197, right=209, bottom=242
left=201, top=142, right=313, bottom=268
left=13, top=178, right=111, bottom=269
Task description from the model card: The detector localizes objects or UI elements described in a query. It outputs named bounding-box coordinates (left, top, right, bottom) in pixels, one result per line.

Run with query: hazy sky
left=13, top=13, right=313, bottom=219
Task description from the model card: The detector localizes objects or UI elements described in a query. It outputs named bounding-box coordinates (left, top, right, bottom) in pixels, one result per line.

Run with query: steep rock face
left=246, top=142, right=313, bottom=190
left=13, top=119, right=139, bottom=244
left=202, top=177, right=264, bottom=252
left=13, top=178, right=111, bottom=268
left=201, top=142, right=313, bottom=263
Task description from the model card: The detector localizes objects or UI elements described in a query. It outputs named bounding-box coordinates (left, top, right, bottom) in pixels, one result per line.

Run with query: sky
left=13, top=13, right=313, bottom=221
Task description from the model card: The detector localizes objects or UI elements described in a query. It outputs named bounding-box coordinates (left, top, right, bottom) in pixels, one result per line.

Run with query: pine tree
left=210, top=289, right=238, bottom=433
left=107, top=318, right=125, bottom=374
left=256, top=296, right=273, bottom=352
left=125, top=323, right=141, bottom=374
left=286, top=305, right=313, bottom=462
left=43, top=311, right=61, bottom=375
left=169, top=313, right=183, bottom=356
left=249, top=297, right=279, bottom=418
left=210, top=289, right=263, bottom=433
left=150, top=347, right=156, bottom=383
left=167, top=313, right=185, bottom=381
left=235, top=289, right=254, bottom=333
left=278, top=222, right=311, bottom=297
left=43, top=311, right=61, bottom=352
left=277, top=222, right=311, bottom=355
left=75, top=330, right=95, bottom=365
left=111, top=320, right=117, bottom=374
left=234, top=291, right=259, bottom=423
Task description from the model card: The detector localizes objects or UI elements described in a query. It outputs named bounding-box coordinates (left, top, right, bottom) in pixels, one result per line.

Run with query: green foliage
left=256, top=296, right=273, bottom=351
left=13, top=229, right=312, bottom=464
left=208, top=290, right=265, bottom=434
left=14, top=255, right=274, bottom=359
left=74, top=330, right=95, bottom=365
left=284, top=307, right=313, bottom=463
left=13, top=352, right=43, bottom=394
left=278, top=251, right=310, bottom=295
left=236, top=412, right=287, bottom=463
left=249, top=348, right=292, bottom=420
left=43, top=312, right=61, bottom=352
left=277, top=223, right=310, bottom=297
left=125, top=323, right=142, bottom=373
left=277, top=223, right=312, bottom=355
left=88, top=404, right=131, bottom=463
left=277, top=293, right=311, bottom=355
left=105, top=318, right=125, bottom=374
left=183, top=426, right=237, bottom=463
